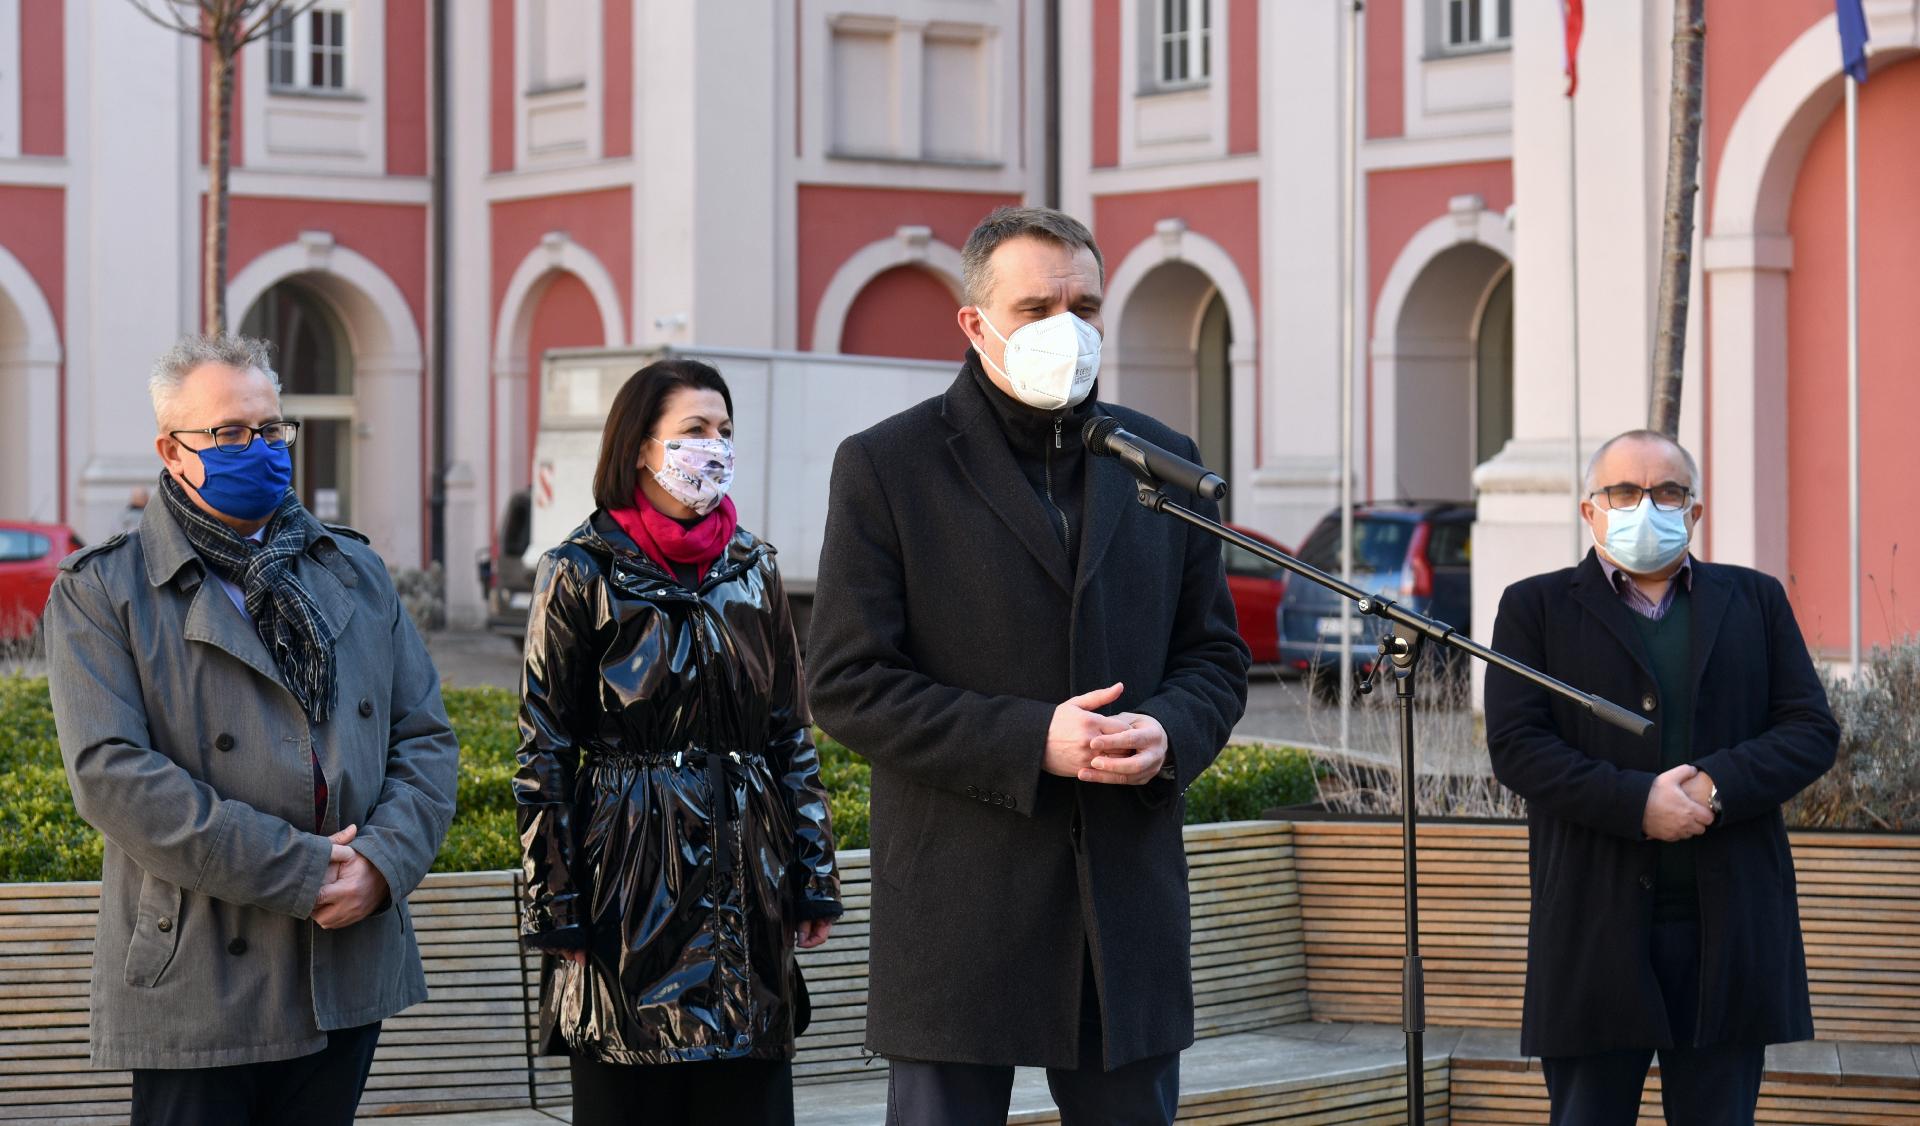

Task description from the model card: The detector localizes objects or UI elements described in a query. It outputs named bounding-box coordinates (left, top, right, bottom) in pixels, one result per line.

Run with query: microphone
left=1082, top=416, right=1227, bottom=502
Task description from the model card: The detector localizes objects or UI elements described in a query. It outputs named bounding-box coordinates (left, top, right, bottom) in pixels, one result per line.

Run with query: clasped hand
left=1642, top=764, right=1715, bottom=842
left=1043, top=682, right=1169, bottom=786
left=311, top=824, right=390, bottom=930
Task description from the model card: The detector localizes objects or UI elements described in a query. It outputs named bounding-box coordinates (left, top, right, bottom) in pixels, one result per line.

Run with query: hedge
left=0, top=678, right=1317, bottom=882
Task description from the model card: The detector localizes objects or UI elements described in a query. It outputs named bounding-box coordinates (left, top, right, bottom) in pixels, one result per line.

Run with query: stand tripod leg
left=1395, top=631, right=1426, bottom=1122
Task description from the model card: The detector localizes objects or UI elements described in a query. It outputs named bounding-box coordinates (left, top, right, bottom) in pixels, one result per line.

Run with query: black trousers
left=1542, top=920, right=1766, bottom=1126
left=569, top=1053, right=795, bottom=1126
left=129, top=1022, right=381, bottom=1126
left=885, top=950, right=1179, bottom=1126
left=884, top=1051, right=1180, bottom=1126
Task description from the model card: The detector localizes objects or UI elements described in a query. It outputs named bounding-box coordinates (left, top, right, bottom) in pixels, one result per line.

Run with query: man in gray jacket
left=45, top=334, right=460, bottom=1126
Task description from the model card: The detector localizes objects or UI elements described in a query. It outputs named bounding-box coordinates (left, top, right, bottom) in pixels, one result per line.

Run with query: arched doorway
left=1378, top=243, right=1511, bottom=502
left=521, top=270, right=607, bottom=489
left=839, top=265, right=962, bottom=361
left=1473, top=265, right=1514, bottom=468
left=241, top=281, right=355, bottom=524
left=227, top=238, right=424, bottom=560
left=0, top=249, right=61, bottom=525
left=1783, top=56, right=1920, bottom=652
left=1110, top=260, right=1233, bottom=500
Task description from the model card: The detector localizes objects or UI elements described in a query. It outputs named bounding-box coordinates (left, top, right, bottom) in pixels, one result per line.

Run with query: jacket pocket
left=123, top=872, right=183, bottom=988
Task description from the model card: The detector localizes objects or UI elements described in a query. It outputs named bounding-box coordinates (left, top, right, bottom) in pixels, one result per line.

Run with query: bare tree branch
left=124, top=0, right=209, bottom=41
left=239, top=0, right=324, bottom=48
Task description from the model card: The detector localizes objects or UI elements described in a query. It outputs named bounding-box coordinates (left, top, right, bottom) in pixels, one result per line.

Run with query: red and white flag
left=1562, top=0, right=1585, bottom=96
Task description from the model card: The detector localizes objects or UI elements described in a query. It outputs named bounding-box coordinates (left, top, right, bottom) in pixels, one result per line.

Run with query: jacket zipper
left=1045, top=415, right=1071, bottom=555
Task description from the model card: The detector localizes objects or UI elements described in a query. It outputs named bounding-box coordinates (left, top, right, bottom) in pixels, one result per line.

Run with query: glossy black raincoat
left=514, top=511, right=840, bottom=1065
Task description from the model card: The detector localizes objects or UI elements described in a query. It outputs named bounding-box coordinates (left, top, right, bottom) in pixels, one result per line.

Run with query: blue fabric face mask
left=1594, top=494, right=1691, bottom=574
left=187, top=440, right=294, bottom=521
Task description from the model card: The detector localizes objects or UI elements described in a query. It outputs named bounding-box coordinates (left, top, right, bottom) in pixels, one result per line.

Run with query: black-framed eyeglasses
left=168, top=421, right=302, bottom=453
left=1588, top=482, right=1692, bottom=511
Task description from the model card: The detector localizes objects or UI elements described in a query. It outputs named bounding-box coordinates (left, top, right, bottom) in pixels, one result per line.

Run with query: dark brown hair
left=960, top=206, right=1104, bottom=306
left=592, top=358, right=734, bottom=510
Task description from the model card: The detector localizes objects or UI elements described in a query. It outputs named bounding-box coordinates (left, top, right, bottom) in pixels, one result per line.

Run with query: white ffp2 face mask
left=976, top=308, right=1102, bottom=411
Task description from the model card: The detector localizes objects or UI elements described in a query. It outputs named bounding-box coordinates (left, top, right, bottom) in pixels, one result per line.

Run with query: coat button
left=1638, top=874, right=1654, bottom=891
left=227, top=938, right=248, bottom=956
left=358, top=698, right=374, bottom=718
left=215, top=733, right=235, bottom=752
left=967, top=786, right=980, bottom=799
left=156, top=917, right=173, bottom=933
left=1004, top=795, right=1017, bottom=811
left=1641, top=694, right=1657, bottom=712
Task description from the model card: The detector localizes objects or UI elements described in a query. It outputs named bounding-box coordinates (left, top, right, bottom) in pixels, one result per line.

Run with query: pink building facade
left=0, top=0, right=1914, bottom=650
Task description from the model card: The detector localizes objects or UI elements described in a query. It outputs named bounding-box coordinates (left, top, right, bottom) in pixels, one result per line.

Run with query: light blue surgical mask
left=1593, top=494, right=1691, bottom=574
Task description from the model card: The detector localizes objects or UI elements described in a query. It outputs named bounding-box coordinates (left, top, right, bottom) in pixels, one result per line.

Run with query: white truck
left=482, top=344, right=957, bottom=641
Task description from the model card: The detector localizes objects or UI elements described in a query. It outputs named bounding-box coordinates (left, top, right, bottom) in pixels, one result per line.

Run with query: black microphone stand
left=1129, top=479, right=1651, bottom=1124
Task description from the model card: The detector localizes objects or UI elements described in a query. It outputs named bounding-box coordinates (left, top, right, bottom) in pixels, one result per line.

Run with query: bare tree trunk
left=1649, top=0, right=1705, bottom=438
left=205, top=28, right=235, bottom=336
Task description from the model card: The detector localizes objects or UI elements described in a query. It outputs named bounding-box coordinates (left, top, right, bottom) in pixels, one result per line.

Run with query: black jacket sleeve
left=1134, top=436, right=1252, bottom=805
left=1690, top=574, right=1838, bottom=824
left=1485, top=579, right=1656, bottom=841
left=806, top=434, right=1058, bottom=815
left=513, top=551, right=593, bottom=948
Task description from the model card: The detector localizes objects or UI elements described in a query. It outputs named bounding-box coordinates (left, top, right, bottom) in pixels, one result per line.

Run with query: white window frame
left=1153, top=0, right=1211, bottom=90
left=1437, top=0, right=1510, bottom=54
left=0, top=0, right=20, bottom=158
left=268, top=4, right=350, bottom=93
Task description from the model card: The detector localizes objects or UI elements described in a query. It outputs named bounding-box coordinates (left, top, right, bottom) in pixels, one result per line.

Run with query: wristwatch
left=1709, top=784, right=1723, bottom=816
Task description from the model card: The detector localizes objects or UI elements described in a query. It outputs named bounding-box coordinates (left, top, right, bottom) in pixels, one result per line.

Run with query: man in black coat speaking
left=1485, top=429, right=1837, bottom=1126
left=807, top=206, right=1250, bottom=1124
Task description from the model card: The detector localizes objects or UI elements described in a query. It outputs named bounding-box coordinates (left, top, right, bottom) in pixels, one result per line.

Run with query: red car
left=0, top=521, right=84, bottom=642
left=1224, top=524, right=1290, bottom=665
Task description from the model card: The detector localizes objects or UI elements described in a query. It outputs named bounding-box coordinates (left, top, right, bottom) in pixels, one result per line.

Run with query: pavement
left=361, top=1022, right=1450, bottom=1125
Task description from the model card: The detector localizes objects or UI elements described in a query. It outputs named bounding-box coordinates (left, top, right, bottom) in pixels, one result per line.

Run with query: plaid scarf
left=159, top=472, right=340, bottom=724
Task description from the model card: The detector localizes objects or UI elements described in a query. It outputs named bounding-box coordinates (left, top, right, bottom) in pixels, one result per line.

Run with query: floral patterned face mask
left=649, top=436, right=735, bottom=516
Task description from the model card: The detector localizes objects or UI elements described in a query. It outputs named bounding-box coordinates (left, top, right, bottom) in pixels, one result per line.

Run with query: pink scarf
left=608, top=491, right=739, bottom=583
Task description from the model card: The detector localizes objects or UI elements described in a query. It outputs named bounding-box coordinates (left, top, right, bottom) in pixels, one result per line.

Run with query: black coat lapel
left=1569, top=550, right=1655, bottom=681
left=1686, top=560, right=1731, bottom=698
left=943, top=374, right=1074, bottom=594
left=1073, top=407, right=1137, bottom=598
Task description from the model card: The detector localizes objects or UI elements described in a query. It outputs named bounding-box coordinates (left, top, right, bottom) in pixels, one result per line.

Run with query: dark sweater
left=1633, top=589, right=1698, bottom=922
left=967, top=352, right=1096, bottom=570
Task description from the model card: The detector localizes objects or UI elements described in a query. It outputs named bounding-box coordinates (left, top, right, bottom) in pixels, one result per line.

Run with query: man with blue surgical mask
left=1484, top=429, right=1837, bottom=1126
left=44, top=334, right=459, bottom=1126
left=809, top=207, right=1250, bottom=1124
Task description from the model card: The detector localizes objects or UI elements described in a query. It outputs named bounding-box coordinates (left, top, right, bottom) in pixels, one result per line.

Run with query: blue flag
left=1836, top=0, right=1870, bottom=83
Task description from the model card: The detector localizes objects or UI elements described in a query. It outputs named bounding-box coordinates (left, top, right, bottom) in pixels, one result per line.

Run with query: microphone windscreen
left=1082, top=415, right=1119, bottom=453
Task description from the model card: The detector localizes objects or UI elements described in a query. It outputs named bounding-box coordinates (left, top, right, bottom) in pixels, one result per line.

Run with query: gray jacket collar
left=141, top=489, right=348, bottom=592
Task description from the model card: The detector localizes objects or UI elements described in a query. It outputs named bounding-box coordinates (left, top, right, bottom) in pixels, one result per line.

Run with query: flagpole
left=1337, top=0, right=1361, bottom=752
left=1846, top=74, right=1861, bottom=677
left=1568, top=97, right=1583, bottom=560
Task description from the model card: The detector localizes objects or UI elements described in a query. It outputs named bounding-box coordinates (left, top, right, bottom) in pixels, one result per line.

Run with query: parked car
left=0, top=521, right=85, bottom=645
left=1223, top=524, right=1290, bottom=666
left=1276, top=502, right=1474, bottom=699
left=476, top=490, right=534, bottom=645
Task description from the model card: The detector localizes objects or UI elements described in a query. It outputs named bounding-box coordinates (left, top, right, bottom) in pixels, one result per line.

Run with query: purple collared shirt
left=1598, top=554, right=1694, bottom=621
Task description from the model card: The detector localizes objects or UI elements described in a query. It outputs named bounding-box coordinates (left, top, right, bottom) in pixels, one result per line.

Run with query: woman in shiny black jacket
left=514, top=359, right=839, bottom=1126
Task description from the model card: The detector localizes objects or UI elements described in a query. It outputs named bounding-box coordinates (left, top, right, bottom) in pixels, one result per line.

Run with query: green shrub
left=0, top=675, right=1319, bottom=881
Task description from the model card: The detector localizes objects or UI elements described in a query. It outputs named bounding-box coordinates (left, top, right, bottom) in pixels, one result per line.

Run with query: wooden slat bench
left=9, top=818, right=1911, bottom=1123
left=0, top=874, right=537, bottom=1125
left=1292, top=819, right=1920, bottom=1123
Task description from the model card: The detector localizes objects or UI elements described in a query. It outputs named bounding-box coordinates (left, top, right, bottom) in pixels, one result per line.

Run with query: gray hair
left=960, top=206, right=1105, bottom=307
left=149, top=334, right=281, bottom=429
left=1584, top=429, right=1700, bottom=493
